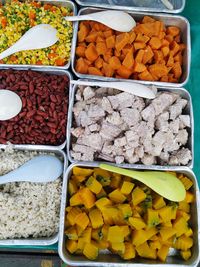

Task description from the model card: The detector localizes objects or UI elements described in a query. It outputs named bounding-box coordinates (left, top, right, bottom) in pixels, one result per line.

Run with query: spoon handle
left=0, top=46, right=18, bottom=60
left=65, top=14, right=91, bottom=22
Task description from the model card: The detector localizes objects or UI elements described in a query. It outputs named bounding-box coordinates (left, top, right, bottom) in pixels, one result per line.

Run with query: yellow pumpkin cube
left=120, top=181, right=135, bottom=195
left=173, top=217, right=188, bottom=237
left=185, top=228, right=193, bottom=237
left=178, top=201, right=190, bottom=213
left=89, top=209, right=104, bottom=229
left=74, top=212, right=89, bottom=230
left=180, top=250, right=192, bottom=260
left=159, top=227, right=176, bottom=241
left=178, top=175, right=193, bottom=190
left=157, top=245, right=170, bottom=262
left=161, top=221, right=172, bottom=227
left=107, top=226, right=124, bottom=243
left=145, top=227, right=158, bottom=239
left=121, top=225, right=131, bottom=238
left=79, top=187, right=96, bottom=209
left=158, top=206, right=176, bottom=223
left=136, top=241, right=157, bottom=259
left=69, top=191, right=83, bottom=206
left=73, top=166, right=93, bottom=177
left=185, top=191, right=194, bottom=203
left=101, top=207, right=119, bottom=225
left=146, top=208, right=160, bottom=227
left=76, top=225, right=85, bottom=236
left=92, top=229, right=103, bottom=241
left=95, top=240, right=109, bottom=249
left=129, top=217, right=146, bottom=230
left=73, top=175, right=86, bottom=183
left=81, top=227, right=92, bottom=243
left=69, top=180, right=78, bottom=196
left=86, top=176, right=102, bottom=194
left=66, top=207, right=82, bottom=226
left=109, top=189, right=126, bottom=204
left=94, top=168, right=111, bottom=186
left=118, top=204, right=132, bottom=219
left=122, top=242, right=136, bottom=259
left=132, top=187, right=146, bottom=206
left=153, top=196, right=166, bottom=210
left=96, top=188, right=107, bottom=199
left=174, top=236, right=193, bottom=251
left=83, top=242, right=99, bottom=260
left=65, top=226, right=78, bottom=240
left=66, top=240, right=78, bottom=254
left=102, top=225, right=109, bottom=240
left=95, top=197, right=112, bottom=211
left=77, top=237, right=85, bottom=251
left=177, top=210, right=191, bottom=221
left=111, top=242, right=125, bottom=254
left=110, top=173, right=122, bottom=188
left=132, top=229, right=148, bottom=247
left=149, top=240, right=162, bottom=250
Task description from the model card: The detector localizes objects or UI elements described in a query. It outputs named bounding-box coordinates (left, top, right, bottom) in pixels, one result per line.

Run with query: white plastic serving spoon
left=0, top=90, right=22, bottom=120
left=0, top=24, right=58, bottom=60
left=0, top=155, right=63, bottom=184
left=71, top=80, right=156, bottom=99
left=65, top=10, right=136, bottom=32
left=100, top=164, right=186, bottom=202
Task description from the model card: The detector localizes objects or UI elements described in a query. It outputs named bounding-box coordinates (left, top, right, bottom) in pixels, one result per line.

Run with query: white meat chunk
left=169, top=119, right=180, bottom=134
left=107, top=95, right=119, bottom=109
left=155, top=112, right=169, bottom=131
left=152, top=92, right=178, bottom=115
left=75, top=89, right=83, bottom=101
left=72, top=144, right=94, bottom=155
left=78, top=111, right=94, bottom=127
left=125, top=130, right=139, bottom=144
left=70, top=151, right=82, bottom=161
left=169, top=98, right=188, bottom=120
left=141, top=105, right=155, bottom=121
left=111, top=146, right=124, bottom=156
left=88, top=123, right=100, bottom=132
left=101, top=97, right=113, bottom=114
left=102, top=141, right=113, bottom=155
left=114, top=137, right=127, bottom=147
left=106, top=111, right=123, bottom=126
left=88, top=104, right=105, bottom=118
left=135, top=146, right=144, bottom=158
left=149, top=145, right=163, bottom=156
left=132, top=96, right=145, bottom=111
left=120, top=108, right=141, bottom=127
left=141, top=154, right=156, bottom=165
left=83, top=86, right=95, bottom=100
left=169, top=148, right=192, bottom=165
left=98, top=153, right=115, bottom=162
left=179, top=115, right=191, bottom=129
left=175, top=129, right=188, bottom=145
left=163, top=131, right=180, bottom=152
left=81, top=133, right=103, bottom=150
left=81, top=151, right=94, bottom=161
left=115, top=156, right=125, bottom=164
left=86, top=97, right=98, bottom=105
left=116, top=92, right=133, bottom=109
left=160, top=151, right=169, bottom=162
left=73, top=101, right=86, bottom=117
left=100, top=121, right=122, bottom=141
left=71, top=127, right=85, bottom=138
left=95, top=87, right=109, bottom=96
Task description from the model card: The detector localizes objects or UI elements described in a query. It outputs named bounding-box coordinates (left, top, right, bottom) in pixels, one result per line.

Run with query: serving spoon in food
left=0, top=90, right=22, bottom=120
left=0, top=24, right=58, bottom=60
left=71, top=80, right=156, bottom=99
left=0, top=155, right=63, bottom=184
left=65, top=10, right=136, bottom=32
left=100, top=164, right=186, bottom=202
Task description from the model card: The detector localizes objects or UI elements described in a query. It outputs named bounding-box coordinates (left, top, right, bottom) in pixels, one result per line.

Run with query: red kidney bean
left=0, top=69, right=69, bottom=145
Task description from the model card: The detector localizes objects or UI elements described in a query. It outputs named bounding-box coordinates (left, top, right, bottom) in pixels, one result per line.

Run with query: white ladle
left=0, top=155, right=63, bottom=184
left=71, top=80, right=156, bottom=99
left=0, top=24, right=58, bottom=60
left=0, top=90, right=22, bottom=120
left=65, top=10, right=136, bottom=32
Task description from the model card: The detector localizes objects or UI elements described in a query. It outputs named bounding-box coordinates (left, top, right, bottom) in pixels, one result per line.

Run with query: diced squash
left=177, top=210, right=190, bottom=221
left=95, top=197, right=112, bottom=211
left=174, top=236, right=193, bottom=251
left=111, top=242, right=125, bottom=254
left=135, top=33, right=150, bottom=43
left=185, top=228, right=193, bottom=237
left=106, top=35, right=116, bottom=49
left=96, top=42, right=107, bottom=56
left=173, top=217, right=188, bottom=237
left=138, top=69, right=154, bottom=81
left=74, top=212, right=89, bottom=230
left=69, top=180, right=78, bottom=196
left=95, top=240, right=109, bottom=249
left=121, top=225, right=131, bottom=238
left=73, top=167, right=93, bottom=177
left=81, top=227, right=92, bottom=243
left=178, top=175, right=193, bottom=190
left=178, top=201, right=190, bottom=213
left=157, top=245, right=170, bottom=262
left=134, top=42, right=146, bottom=50
left=65, top=226, right=78, bottom=240
left=135, top=49, right=145, bottom=63
left=180, top=250, right=192, bottom=260
left=153, top=196, right=166, bottom=210
left=95, top=57, right=103, bottom=69
left=117, top=65, right=132, bottom=79
left=122, top=242, right=136, bottom=259
left=115, top=33, right=130, bottom=51
left=122, top=48, right=134, bottom=69
left=83, top=242, right=98, bottom=260
left=185, top=191, right=194, bottom=203
left=118, top=204, right=132, bottom=219
left=142, top=16, right=156, bottom=23
left=86, top=176, right=102, bottom=194
left=149, top=64, right=168, bottom=79
left=102, top=207, right=123, bottom=225
left=96, top=188, right=107, bottom=199
left=120, top=181, right=135, bottom=195
left=133, top=62, right=146, bottom=73
left=75, top=58, right=89, bottom=74
left=110, top=173, right=121, bottom=188
left=132, top=187, right=146, bottom=206
left=149, top=240, right=162, bottom=250
left=108, top=226, right=124, bottom=243
left=145, top=227, right=158, bottom=239
left=102, top=62, right=114, bottom=77
left=94, top=168, right=111, bottom=186
left=69, top=191, right=82, bottom=207
left=146, top=209, right=160, bottom=228
left=88, top=66, right=103, bottom=76
left=85, top=32, right=98, bottom=43
left=158, top=206, right=176, bottom=223
left=76, top=46, right=86, bottom=57
left=109, top=189, right=126, bottom=204
left=79, top=188, right=96, bottom=209
left=89, top=209, right=104, bottom=229
left=66, top=207, right=82, bottom=226
left=78, top=22, right=89, bottom=42
left=167, top=26, right=180, bottom=37
left=92, top=228, right=103, bottom=241
left=143, top=45, right=154, bottom=64
left=136, top=241, right=157, bottom=259
left=109, top=56, right=121, bottom=70
left=129, top=217, right=146, bottom=230
left=170, top=41, right=180, bottom=56
left=66, top=240, right=78, bottom=254
left=172, top=62, right=182, bottom=79
left=132, top=229, right=148, bottom=247
left=154, top=50, right=163, bottom=63
left=85, top=44, right=98, bottom=62
left=159, top=227, right=176, bottom=241
left=129, top=31, right=136, bottom=43
left=149, top=37, right=162, bottom=49
left=104, top=29, right=113, bottom=38
left=102, top=224, right=109, bottom=240
left=161, top=46, right=170, bottom=57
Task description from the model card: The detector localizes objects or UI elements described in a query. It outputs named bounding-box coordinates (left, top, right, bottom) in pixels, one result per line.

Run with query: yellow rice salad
left=0, top=1, right=73, bottom=66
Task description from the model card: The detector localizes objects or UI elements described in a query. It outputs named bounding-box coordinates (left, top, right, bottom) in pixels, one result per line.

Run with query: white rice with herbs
left=0, top=145, right=62, bottom=239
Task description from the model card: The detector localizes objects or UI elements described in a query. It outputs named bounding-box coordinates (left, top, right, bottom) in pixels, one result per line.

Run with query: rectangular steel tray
left=71, top=7, right=191, bottom=88
left=75, top=0, right=185, bottom=14
left=67, top=79, right=194, bottom=168
left=0, top=145, right=67, bottom=246
left=0, top=66, right=73, bottom=149
left=58, top=162, right=200, bottom=266
left=0, top=0, right=77, bottom=70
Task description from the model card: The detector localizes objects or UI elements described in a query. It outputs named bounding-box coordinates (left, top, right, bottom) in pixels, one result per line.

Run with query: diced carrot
left=115, top=33, right=130, bottom=51
left=109, top=56, right=121, bottom=70
left=44, top=4, right=52, bottom=10
left=165, top=34, right=174, bottom=44
left=78, top=22, right=89, bottom=42
left=76, top=46, right=86, bottom=57
left=133, top=62, right=146, bottom=73
left=149, top=63, right=169, bottom=78
left=104, top=30, right=113, bottom=38
left=161, top=39, right=170, bottom=47
left=103, top=53, right=112, bottom=63
left=135, top=34, right=150, bottom=43
left=76, top=58, right=89, bottom=74
left=114, top=49, right=121, bottom=57
left=1, top=17, right=7, bottom=28
left=142, top=16, right=156, bottom=23
left=174, top=52, right=183, bottom=65
left=95, top=57, right=103, bottom=69
left=85, top=44, right=98, bottom=62
left=31, top=2, right=41, bottom=7
left=149, top=37, right=162, bottom=49
left=167, top=26, right=180, bottom=37
left=138, top=69, right=154, bottom=81
left=172, top=62, right=182, bottom=79
left=36, top=60, right=42, bottom=65
left=106, top=35, right=115, bottom=49
left=129, top=31, right=136, bottom=43
left=102, top=62, right=114, bottom=77
left=122, top=48, right=134, bottom=69
left=85, top=32, right=98, bottom=43
left=10, top=55, right=17, bottom=62
left=135, top=49, right=145, bottom=63
left=48, top=53, right=57, bottom=59
left=142, top=45, right=154, bottom=64
left=55, top=58, right=65, bottom=66
left=117, top=65, right=132, bottom=79
left=29, top=11, right=36, bottom=19
left=170, top=41, right=180, bottom=56
left=158, top=31, right=166, bottom=40
left=161, top=46, right=170, bottom=57
left=154, top=50, right=163, bottom=63
left=134, top=42, right=146, bottom=50
left=96, top=36, right=105, bottom=43
left=88, top=66, right=103, bottom=76
left=166, top=53, right=174, bottom=67
left=160, top=75, right=169, bottom=82
left=96, top=42, right=107, bottom=56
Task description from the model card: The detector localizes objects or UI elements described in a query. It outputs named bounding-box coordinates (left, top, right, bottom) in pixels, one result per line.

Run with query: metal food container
left=0, top=66, right=72, bottom=149
left=67, top=79, right=194, bottom=168
left=58, top=162, right=200, bottom=266
left=0, top=0, right=77, bottom=70
left=74, top=0, right=185, bottom=14
left=0, top=145, right=67, bottom=246
left=71, top=7, right=191, bottom=88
